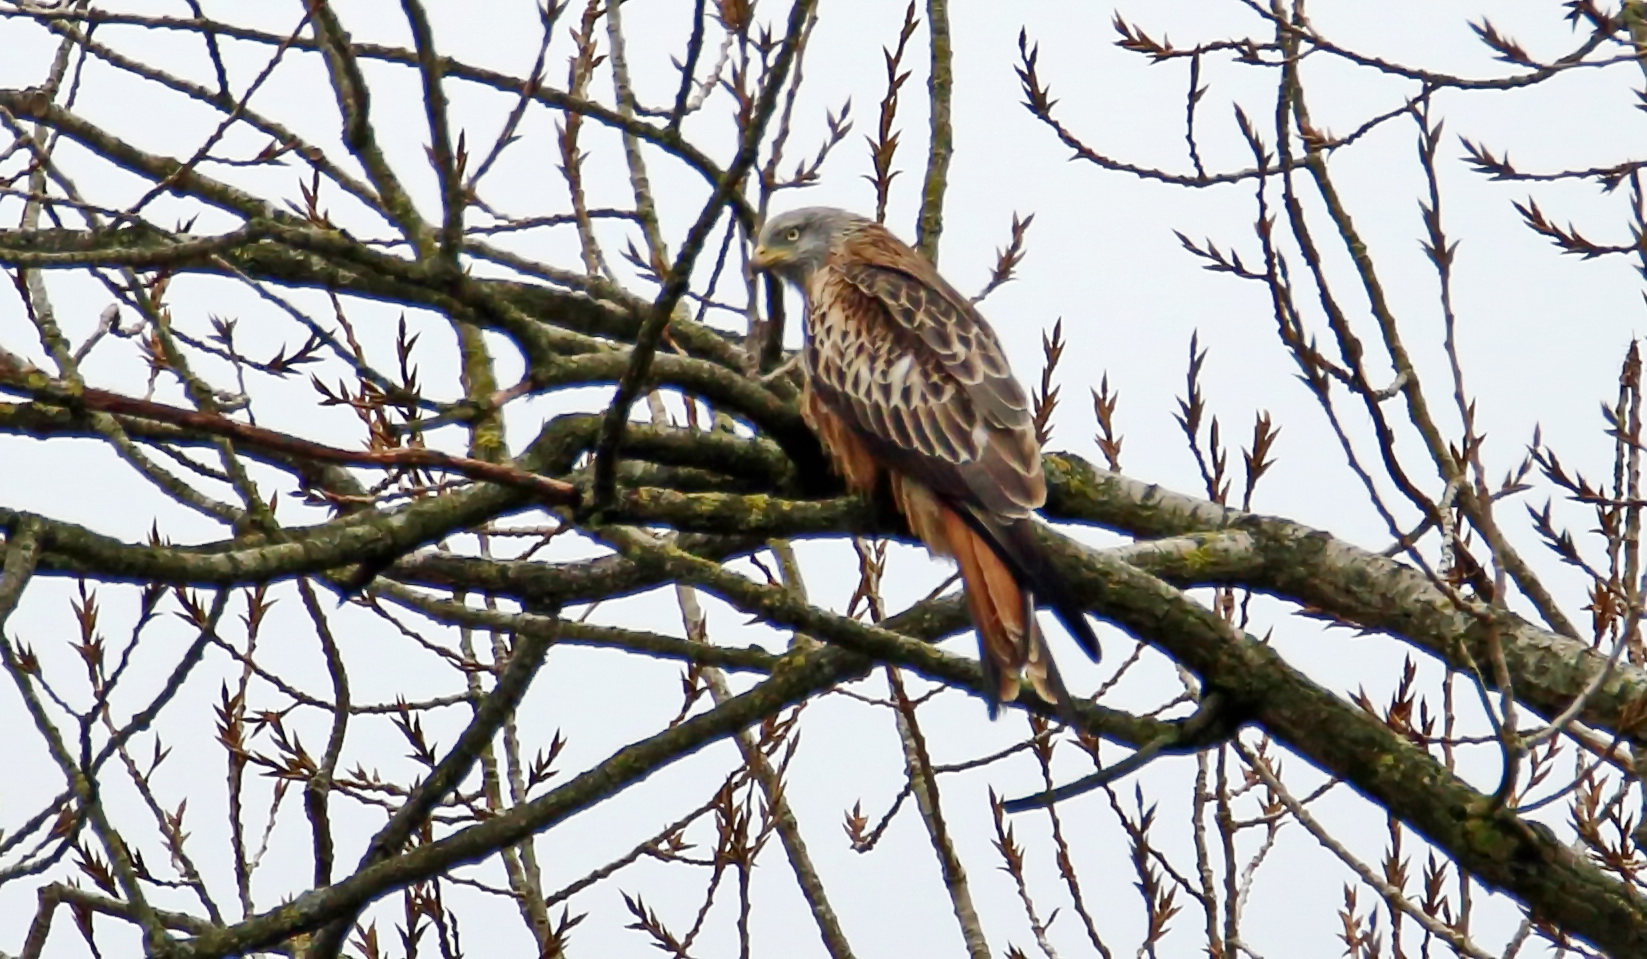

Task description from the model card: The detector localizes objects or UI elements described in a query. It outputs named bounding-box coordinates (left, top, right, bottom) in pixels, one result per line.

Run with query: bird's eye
left=784, top=227, right=801, bottom=242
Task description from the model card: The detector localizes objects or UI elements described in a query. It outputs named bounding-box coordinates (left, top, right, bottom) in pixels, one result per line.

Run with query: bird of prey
left=751, top=206, right=1101, bottom=715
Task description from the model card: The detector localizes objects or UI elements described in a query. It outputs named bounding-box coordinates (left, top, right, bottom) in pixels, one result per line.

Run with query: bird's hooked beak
left=750, top=243, right=782, bottom=272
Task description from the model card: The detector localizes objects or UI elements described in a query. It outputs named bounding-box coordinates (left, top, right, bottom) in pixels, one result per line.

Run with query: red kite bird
left=752, top=207, right=1101, bottom=715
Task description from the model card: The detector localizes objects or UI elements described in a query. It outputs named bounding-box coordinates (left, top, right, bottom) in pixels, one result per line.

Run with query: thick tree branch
left=1044, top=456, right=1647, bottom=747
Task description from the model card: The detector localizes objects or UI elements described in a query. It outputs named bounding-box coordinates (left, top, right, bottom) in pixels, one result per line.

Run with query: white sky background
left=0, top=0, right=1643, bottom=956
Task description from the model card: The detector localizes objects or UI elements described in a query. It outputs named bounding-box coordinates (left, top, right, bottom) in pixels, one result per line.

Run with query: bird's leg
left=871, top=469, right=911, bottom=534
left=758, top=352, right=803, bottom=385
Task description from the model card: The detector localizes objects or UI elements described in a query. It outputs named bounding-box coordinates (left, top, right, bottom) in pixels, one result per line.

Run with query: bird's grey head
left=750, top=206, right=870, bottom=287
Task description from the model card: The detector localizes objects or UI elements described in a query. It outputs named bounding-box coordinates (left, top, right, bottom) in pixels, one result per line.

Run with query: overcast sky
left=1, top=2, right=1642, bottom=956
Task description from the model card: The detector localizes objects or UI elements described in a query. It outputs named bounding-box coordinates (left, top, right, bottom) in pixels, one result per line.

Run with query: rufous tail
left=938, top=507, right=1069, bottom=716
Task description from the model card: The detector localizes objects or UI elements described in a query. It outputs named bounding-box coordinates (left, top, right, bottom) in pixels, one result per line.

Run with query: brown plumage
left=752, top=207, right=1101, bottom=715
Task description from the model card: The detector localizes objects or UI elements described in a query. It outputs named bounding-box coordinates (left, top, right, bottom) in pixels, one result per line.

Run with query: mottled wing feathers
left=794, top=217, right=1098, bottom=716
left=837, top=226, right=1037, bottom=424
left=804, top=227, right=1046, bottom=520
left=834, top=259, right=1029, bottom=428
left=804, top=278, right=980, bottom=497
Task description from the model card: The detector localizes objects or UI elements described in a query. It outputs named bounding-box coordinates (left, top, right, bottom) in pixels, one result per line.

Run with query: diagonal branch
left=588, top=0, right=819, bottom=511
left=304, top=618, right=559, bottom=958
left=166, top=643, right=869, bottom=959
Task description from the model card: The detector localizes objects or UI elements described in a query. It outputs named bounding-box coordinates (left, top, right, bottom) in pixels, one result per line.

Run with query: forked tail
left=938, top=505, right=1100, bottom=720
